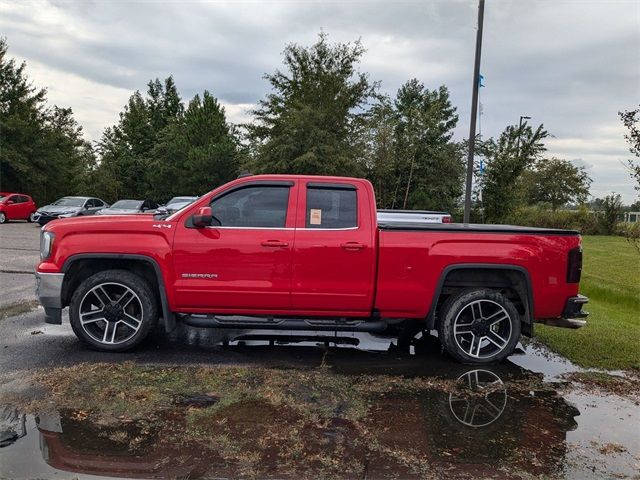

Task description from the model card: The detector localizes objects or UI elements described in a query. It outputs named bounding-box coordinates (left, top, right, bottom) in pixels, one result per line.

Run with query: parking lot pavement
left=0, top=222, right=40, bottom=308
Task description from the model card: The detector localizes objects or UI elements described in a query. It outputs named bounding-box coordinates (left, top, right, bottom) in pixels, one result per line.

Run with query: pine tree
left=0, top=38, right=93, bottom=204
left=246, top=32, right=377, bottom=176
left=480, top=122, right=549, bottom=222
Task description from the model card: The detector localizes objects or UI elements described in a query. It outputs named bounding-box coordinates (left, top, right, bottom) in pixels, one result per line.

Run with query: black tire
left=69, top=269, right=158, bottom=352
left=437, top=288, right=521, bottom=364
left=27, top=212, right=36, bottom=223
left=0, top=212, right=6, bottom=224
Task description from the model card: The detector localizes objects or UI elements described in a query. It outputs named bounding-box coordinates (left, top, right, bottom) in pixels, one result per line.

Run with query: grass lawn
left=535, top=235, right=640, bottom=371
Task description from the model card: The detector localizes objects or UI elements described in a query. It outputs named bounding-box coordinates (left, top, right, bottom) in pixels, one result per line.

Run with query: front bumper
left=35, top=272, right=65, bottom=324
left=34, top=213, right=59, bottom=225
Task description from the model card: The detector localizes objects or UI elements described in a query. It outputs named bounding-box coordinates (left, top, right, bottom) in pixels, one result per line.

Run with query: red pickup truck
left=35, top=175, right=588, bottom=364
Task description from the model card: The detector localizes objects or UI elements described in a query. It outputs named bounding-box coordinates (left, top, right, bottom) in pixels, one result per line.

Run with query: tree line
left=1, top=35, right=636, bottom=223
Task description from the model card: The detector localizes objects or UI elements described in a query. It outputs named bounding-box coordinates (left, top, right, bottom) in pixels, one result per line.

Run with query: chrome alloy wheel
left=453, top=299, right=513, bottom=360
left=448, top=369, right=507, bottom=427
left=78, top=282, right=144, bottom=345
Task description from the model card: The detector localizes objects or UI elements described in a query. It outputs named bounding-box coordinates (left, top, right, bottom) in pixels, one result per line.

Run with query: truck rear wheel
left=437, top=289, right=521, bottom=364
left=69, top=269, right=158, bottom=351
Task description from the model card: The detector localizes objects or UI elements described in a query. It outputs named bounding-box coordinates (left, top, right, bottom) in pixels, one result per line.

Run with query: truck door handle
left=341, top=242, right=365, bottom=251
left=261, top=240, right=289, bottom=247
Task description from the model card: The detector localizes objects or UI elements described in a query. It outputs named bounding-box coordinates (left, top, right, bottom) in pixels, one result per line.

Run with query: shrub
left=505, top=206, right=605, bottom=234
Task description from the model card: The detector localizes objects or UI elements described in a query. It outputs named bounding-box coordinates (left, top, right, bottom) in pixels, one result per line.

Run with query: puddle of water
left=509, top=342, right=582, bottom=380
left=0, top=374, right=580, bottom=479
left=0, top=331, right=638, bottom=479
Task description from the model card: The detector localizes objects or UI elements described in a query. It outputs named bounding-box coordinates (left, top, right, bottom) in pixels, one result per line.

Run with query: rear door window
left=306, top=186, right=357, bottom=229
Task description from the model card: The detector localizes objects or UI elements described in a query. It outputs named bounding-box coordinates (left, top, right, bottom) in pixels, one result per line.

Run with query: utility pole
left=516, top=115, right=531, bottom=156
left=463, top=0, right=485, bottom=224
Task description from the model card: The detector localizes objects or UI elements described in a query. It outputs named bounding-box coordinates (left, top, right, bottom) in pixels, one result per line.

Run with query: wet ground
left=1, top=223, right=639, bottom=479
left=0, top=222, right=40, bottom=308
left=1, top=321, right=639, bottom=479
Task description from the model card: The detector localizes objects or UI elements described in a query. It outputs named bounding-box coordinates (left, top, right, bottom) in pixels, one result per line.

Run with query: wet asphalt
left=0, top=222, right=40, bottom=308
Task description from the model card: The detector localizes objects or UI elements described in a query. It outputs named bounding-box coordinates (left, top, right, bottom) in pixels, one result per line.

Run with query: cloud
left=1, top=0, right=638, bottom=202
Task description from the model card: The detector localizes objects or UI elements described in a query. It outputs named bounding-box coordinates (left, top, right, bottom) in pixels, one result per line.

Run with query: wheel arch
left=62, top=254, right=175, bottom=332
left=426, top=264, right=534, bottom=337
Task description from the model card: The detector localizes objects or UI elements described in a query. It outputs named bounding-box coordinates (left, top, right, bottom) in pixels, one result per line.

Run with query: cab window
left=306, top=185, right=357, bottom=229
left=210, top=186, right=290, bottom=228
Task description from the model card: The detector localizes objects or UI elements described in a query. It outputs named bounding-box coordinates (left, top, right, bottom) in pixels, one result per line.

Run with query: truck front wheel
left=437, top=289, right=521, bottom=364
left=69, top=269, right=158, bottom=351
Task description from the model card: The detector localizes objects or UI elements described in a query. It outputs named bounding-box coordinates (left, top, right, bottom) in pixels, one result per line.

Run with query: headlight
left=40, top=231, right=55, bottom=260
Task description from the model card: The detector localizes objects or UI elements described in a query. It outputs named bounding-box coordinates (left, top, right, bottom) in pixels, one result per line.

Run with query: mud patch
left=0, top=300, right=39, bottom=322
left=563, top=371, right=640, bottom=400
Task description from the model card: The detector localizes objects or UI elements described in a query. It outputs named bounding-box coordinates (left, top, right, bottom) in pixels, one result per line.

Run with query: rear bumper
left=35, top=272, right=65, bottom=324
left=538, top=295, right=589, bottom=329
left=562, top=294, right=589, bottom=319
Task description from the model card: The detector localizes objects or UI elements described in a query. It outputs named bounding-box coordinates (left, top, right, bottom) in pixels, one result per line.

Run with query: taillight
left=567, top=246, right=582, bottom=283
left=442, top=216, right=452, bottom=223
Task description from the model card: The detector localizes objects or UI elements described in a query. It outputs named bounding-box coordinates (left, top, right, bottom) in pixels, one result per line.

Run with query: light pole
left=516, top=115, right=531, bottom=157
left=463, top=0, right=485, bottom=224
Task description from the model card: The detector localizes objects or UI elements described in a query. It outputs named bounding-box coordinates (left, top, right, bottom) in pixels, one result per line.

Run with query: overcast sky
left=1, top=0, right=638, bottom=202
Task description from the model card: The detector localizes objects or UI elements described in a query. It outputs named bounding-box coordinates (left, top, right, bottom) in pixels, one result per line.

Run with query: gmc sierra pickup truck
left=35, top=175, right=588, bottom=364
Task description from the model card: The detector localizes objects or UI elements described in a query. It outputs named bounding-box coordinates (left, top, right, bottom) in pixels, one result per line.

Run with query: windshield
left=167, top=196, right=197, bottom=205
left=51, top=197, right=85, bottom=207
left=110, top=200, right=143, bottom=210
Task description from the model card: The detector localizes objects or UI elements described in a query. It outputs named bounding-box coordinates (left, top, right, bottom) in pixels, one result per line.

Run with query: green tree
left=362, top=96, right=397, bottom=207
left=246, top=32, right=377, bottom=176
left=149, top=91, right=238, bottom=201
left=392, top=80, right=463, bottom=211
left=525, top=157, right=592, bottom=211
left=96, top=77, right=182, bottom=200
left=0, top=38, right=93, bottom=204
left=619, top=105, right=640, bottom=197
left=600, top=193, right=623, bottom=235
left=480, top=122, right=549, bottom=223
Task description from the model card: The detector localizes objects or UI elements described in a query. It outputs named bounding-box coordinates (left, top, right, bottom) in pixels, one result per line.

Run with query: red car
left=35, top=175, right=588, bottom=363
left=0, top=192, right=37, bottom=223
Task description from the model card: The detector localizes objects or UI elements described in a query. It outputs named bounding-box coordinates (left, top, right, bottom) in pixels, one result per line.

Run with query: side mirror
left=192, top=206, right=213, bottom=228
left=6, top=200, right=14, bottom=205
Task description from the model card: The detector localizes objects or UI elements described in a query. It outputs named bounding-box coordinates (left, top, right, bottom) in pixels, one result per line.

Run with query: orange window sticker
left=309, top=208, right=322, bottom=225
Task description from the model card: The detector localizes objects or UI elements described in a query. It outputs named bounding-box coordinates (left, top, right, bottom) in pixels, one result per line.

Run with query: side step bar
left=179, top=314, right=389, bottom=333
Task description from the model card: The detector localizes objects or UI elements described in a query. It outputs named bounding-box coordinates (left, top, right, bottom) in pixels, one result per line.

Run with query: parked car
left=0, top=193, right=37, bottom=223
left=35, top=175, right=588, bottom=363
left=34, top=197, right=109, bottom=226
left=155, top=196, right=198, bottom=215
left=97, top=199, right=158, bottom=215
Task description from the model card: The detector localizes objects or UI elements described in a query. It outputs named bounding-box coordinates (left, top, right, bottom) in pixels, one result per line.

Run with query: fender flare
left=62, top=253, right=176, bottom=332
left=425, top=263, right=534, bottom=334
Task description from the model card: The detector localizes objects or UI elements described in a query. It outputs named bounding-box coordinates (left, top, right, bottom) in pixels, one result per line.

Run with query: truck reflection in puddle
left=24, top=338, right=579, bottom=480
